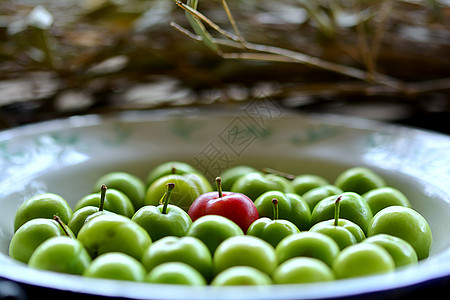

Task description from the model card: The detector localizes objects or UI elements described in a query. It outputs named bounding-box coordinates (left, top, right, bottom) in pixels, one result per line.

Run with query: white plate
left=0, top=106, right=449, bottom=299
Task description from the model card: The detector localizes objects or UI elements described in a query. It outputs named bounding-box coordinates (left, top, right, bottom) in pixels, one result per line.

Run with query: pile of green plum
left=9, top=161, right=433, bottom=286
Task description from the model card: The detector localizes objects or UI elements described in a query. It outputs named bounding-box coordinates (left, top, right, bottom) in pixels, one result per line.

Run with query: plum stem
left=262, top=167, right=295, bottom=180
left=162, top=182, right=175, bottom=214
left=272, top=198, right=279, bottom=220
left=53, top=215, right=74, bottom=238
left=215, top=177, right=223, bottom=198
left=334, top=195, right=343, bottom=226
left=99, top=184, right=107, bottom=212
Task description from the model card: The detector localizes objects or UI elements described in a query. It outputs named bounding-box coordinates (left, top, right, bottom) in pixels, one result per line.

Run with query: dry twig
left=172, top=0, right=450, bottom=95
left=172, top=0, right=405, bottom=90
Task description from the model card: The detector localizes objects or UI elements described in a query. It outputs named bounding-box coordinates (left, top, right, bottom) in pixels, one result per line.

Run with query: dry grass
left=0, top=0, right=449, bottom=128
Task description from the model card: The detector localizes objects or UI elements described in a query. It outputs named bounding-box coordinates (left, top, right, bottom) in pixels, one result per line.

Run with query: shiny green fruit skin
left=230, top=172, right=293, bottom=201
left=145, top=174, right=212, bottom=212
left=219, top=166, right=258, bottom=191
left=309, top=222, right=357, bottom=250
left=273, top=257, right=334, bottom=284
left=132, top=204, right=192, bottom=242
left=185, top=173, right=213, bottom=194
left=363, top=234, right=418, bottom=268
left=247, top=217, right=300, bottom=248
left=362, top=187, right=411, bottom=215
left=68, top=207, right=115, bottom=237
left=93, top=172, right=146, bottom=210
left=254, top=191, right=311, bottom=231
left=313, top=219, right=365, bottom=242
left=9, top=218, right=68, bottom=264
left=14, top=193, right=72, bottom=232
left=213, top=235, right=277, bottom=276
left=74, top=189, right=134, bottom=218
left=211, top=266, right=272, bottom=286
left=141, top=236, right=212, bottom=281
left=67, top=206, right=99, bottom=236
left=146, top=262, right=206, bottom=286
left=268, top=174, right=295, bottom=194
left=367, top=206, right=432, bottom=260
left=77, top=214, right=151, bottom=260
left=83, top=252, right=146, bottom=282
left=302, top=185, right=343, bottom=211
left=292, top=174, right=329, bottom=196
left=145, top=161, right=202, bottom=187
left=186, top=215, right=244, bottom=254
left=309, top=219, right=365, bottom=250
left=335, top=167, right=385, bottom=195
left=333, top=243, right=395, bottom=279
left=275, top=232, right=340, bottom=268
left=28, top=236, right=91, bottom=275
left=311, top=192, right=373, bottom=234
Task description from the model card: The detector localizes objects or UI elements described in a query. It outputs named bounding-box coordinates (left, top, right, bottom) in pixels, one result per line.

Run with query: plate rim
left=0, top=106, right=449, bottom=299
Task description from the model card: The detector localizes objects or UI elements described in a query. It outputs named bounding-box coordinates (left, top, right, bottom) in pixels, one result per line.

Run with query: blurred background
left=0, top=0, right=449, bottom=134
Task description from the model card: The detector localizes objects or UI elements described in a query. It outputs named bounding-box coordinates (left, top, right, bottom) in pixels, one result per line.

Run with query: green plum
left=311, top=192, right=373, bottom=234
left=93, top=171, right=146, bottom=210
left=211, top=266, right=272, bottom=286
left=213, top=235, right=277, bottom=276
left=68, top=206, right=101, bottom=237
left=194, top=173, right=215, bottom=194
left=247, top=198, right=300, bottom=248
left=292, top=174, right=329, bottom=196
left=267, top=174, right=295, bottom=194
left=302, top=185, right=343, bottom=211
left=367, top=206, right=432, bottom=260
left=309, top=195, right=365, bottom=250
left=254, top=191, right=311, bottom=231
left=230, top=172, right=293, bottom=201
left=275, top=232, right=340, bottom=268
left=145, top=161, right=203, bottom=187
left=83, top=252, right=146, bottom=282
left=363, top=234, right=418, bottom=268
left=146, top=262, right=206, bottom=286
left=74, top=188, right=134, bottom=218
left=28, top=236, right=91, bottom=275
left=219, top=166, right=258, bottom=191
left=132, top=183, right=192, bottom=241
left=141, top=236, right=212, bottom=281
left=9, top=218, right=71, bottom=263
left=14, top=193, right=72, bottom=232
left=83, top=185, right=118, bottom=224
left=362, top=187, right=411, bottom=215
left=186, top=215, right=244, bottom=254
left=145, top=173, right=212, bottom=212
left=310, top=219, right=365, bottom=250
left=273, top=257, right=334, bottom=284
left=334, top=167, right=385, bottom=195
left=333, top=243, right=395, bottom=279
left=68, top=185, right=114, bottom=236
left=77, top=214, right=151, bottom=260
